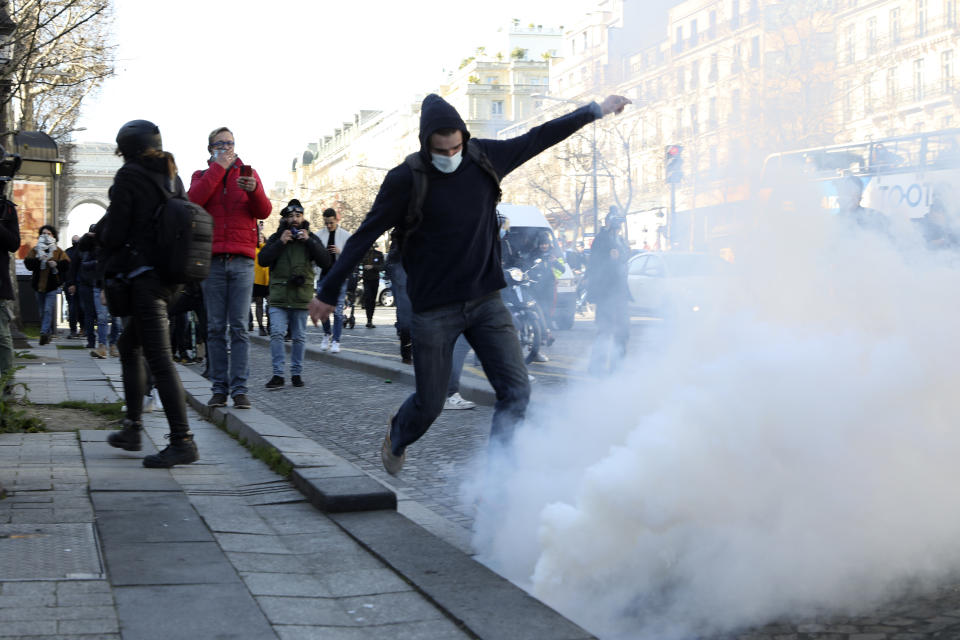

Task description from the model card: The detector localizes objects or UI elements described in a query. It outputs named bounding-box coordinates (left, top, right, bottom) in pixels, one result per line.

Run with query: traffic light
left=665, top=144, right=684, bottom=184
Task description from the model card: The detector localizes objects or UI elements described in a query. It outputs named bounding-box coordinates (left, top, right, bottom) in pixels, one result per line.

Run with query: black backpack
left=392, top=141, right=501, bottom=252
left=127, top=164, right=214, bottom=284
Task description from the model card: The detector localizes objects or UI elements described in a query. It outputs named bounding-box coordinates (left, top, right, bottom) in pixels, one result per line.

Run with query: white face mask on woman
left=431, top=151, right=462, bottom=174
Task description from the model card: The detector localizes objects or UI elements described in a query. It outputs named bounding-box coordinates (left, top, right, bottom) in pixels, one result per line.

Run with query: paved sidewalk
left=0, top=344, right=593, bottom=640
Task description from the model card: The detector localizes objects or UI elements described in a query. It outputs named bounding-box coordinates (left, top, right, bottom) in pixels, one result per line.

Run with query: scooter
left=501, top=264, right=550, bottom=364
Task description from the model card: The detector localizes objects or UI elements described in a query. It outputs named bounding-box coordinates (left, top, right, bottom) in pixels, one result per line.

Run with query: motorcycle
left=501, top=263, right=551, bottom=364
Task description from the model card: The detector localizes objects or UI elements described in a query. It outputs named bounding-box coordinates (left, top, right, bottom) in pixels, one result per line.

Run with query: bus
left=761, top=128, right=960, bottom=219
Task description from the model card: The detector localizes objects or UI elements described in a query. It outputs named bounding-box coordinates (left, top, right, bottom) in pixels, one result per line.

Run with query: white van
left=496, top=203, right=578, bottom=329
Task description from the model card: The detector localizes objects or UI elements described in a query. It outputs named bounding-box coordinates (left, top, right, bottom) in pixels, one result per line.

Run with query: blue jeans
left=35, top=290, right=57, bottom=335
left=268, top=306, right=307, bottom=376
left=446, top=334, right=471, bottom=396
left=386, top=261, right=412, bottom=332
left=318, top=279, right=347, bottom=341
left=93, top=287, right=121, bottom=346
left=391, top=292, right=530, bottom=453
left=203, top=255, right=255, bottom=397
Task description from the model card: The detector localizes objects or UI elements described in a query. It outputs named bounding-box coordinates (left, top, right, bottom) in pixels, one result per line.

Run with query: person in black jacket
left=360, top=243, right=385, bottom=328
left=97, top=119, right=198, bottom=468
left=586, top=213, right=631, bottom=375
left=0, top=191, right=19, bottom=378
left=310, top=92, right=630, bottom=474
left=24, top=225, right=70, bottom=345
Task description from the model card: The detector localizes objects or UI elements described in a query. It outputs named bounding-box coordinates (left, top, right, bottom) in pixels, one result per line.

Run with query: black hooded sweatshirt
left=317, top=94, right=602, bottom=313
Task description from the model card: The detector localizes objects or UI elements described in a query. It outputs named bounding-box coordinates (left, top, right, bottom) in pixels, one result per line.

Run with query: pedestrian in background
left=99, top=119, right=198, bottom=468
left=360, top=242, right=385, bottom=328
left=253, top=223, right=270, bottom=336
left=311, top=91, right=631, bottom=475
left=0, top=180, right=20, bottom=381
left=258, top=199, right=330, bottom=389
left=315, top=208, right=351, bottom=353
left=586, top=212, right=631, bottom=375
left=188, top=126, right=272, bottom=409
left=24, top=224, right=69, bottom=345
left=64, top=235, right=83, bottom=339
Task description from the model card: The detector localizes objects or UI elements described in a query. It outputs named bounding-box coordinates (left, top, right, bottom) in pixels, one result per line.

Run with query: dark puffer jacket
left=96, top=154, right=184, bottom=278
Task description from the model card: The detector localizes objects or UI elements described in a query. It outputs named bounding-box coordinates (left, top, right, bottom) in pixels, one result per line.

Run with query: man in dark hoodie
left=310, top=92, right=630, bottom=474
left=0, top=186, right=19, bottom=379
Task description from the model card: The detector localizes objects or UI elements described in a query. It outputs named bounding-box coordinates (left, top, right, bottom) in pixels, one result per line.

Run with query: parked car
left=627, top=252, right=731, bottom=318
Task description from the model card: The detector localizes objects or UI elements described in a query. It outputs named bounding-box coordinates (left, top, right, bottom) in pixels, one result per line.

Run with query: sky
left=75, top=0, right=588, bottom=196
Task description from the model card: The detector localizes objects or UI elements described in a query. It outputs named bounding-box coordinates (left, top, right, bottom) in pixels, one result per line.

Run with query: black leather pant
left=118, top=274, right=188, bottom=434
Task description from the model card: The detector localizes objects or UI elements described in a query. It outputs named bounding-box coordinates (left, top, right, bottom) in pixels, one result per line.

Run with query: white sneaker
left=330, top=341, right=340, bottom=354
left=444, top=392, right=476, bottom=410
left=320, top=335, right=330, bottom=351
left=142, top=393, right=155, bottom=413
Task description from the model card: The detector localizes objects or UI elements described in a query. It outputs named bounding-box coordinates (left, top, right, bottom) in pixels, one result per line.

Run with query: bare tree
left=4, top=0, right=115, bottom=141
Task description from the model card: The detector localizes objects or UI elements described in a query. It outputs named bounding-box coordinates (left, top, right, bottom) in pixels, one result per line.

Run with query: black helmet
left=116, top=120, right=162, bottom=157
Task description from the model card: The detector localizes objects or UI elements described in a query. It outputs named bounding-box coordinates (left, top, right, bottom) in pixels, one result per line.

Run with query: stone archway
left=58, top=142, right=122, bottom=233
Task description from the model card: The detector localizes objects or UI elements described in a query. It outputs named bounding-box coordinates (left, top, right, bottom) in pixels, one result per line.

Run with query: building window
left=676, top=26, right=684, bottom=53
left=886, top=66, right=898, bottom=102
left=867, top=17, right=878, bottom=55
left=709, top=96, right=718, bottom=127
left=942, top=49, right=954, bottom=92
left=676, top=108, right=684, bottom=137
left=948, top=0, right=958, bottom=27
left=709, top=53, right=719, bottom=82
left=690, top=104, right=699, bottom=136
left=750, top=35, right=761, bottom=67
left=730, top=89, right=741, bottom=123
left=914, top=57, right=925, bottom=101
left=890, top=7, right=901, bottom=44
left=485, top=76, right=497, bottom=84
left=864, top=73, right=874, bottom=112
left=733, top=43, right=743, bottom=72
left=690, top=19, right=699, bottom=48
left=916, top=0, right=926, bottom=38
left=491, top=100, right=504, bottom=118
left=843, top=79, right=852, bottom=120
left=677, top=66, right=685, bottom=92
left=846, top=24, right=855, bottom=64
left=709, top=11, right=717, bottom=39
left=691, top=59, right=700, bottom=89
left=731, top=0, right=741, bottom=28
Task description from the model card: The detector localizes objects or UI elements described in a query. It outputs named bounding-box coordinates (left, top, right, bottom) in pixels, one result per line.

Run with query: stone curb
left=182, top=373, right=395, bottom=514
left=177, top=365, right=593, bottom=640
left=249, top=334, right=497, bottom=407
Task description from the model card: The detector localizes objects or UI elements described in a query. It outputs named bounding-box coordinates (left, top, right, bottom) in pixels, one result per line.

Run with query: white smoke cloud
left=467, top=208, right=960, bottom=639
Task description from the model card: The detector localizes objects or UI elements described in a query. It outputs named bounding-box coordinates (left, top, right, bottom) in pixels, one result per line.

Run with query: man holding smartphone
left=188, top=127, right=272, bottom=409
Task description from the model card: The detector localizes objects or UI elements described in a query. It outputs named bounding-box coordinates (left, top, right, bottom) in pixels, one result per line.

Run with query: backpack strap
left=395, top=142, right=501, bottom=253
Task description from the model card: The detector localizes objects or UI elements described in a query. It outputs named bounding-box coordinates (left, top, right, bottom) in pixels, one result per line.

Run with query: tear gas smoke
left=465, top=204, right=960, bottom=639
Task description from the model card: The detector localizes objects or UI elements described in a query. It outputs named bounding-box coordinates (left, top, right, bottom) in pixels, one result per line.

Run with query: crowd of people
left=1, top=90, right=632, bottom=474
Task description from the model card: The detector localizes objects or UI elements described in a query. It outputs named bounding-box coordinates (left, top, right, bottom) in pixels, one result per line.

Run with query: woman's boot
left=107, top=419, right=143, bottom=451
left=143, top=431, right=199, bottom=468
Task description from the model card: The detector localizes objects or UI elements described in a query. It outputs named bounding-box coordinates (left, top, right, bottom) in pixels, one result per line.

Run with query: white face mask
left=431, top=151, right=462, bottom=174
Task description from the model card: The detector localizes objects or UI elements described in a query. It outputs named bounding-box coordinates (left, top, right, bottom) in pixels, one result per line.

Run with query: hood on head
left=418, top=94, right=469, bottom=157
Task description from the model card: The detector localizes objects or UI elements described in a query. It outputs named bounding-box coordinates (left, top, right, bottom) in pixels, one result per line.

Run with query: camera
left=289, top=227, right=301, bottom=240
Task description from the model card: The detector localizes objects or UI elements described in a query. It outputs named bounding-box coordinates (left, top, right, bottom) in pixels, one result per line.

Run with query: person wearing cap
left=257, top=200, right=330, bottom=389
left=586, top=210, right=631, bottom=375
left=188, top=127, right=272, bottom=410
left=96, top=119, right=198, bottom=468
left=310, top=91, right=631, bottom=475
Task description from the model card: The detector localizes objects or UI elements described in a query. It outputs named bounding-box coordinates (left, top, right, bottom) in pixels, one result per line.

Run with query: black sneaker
left=233, top=394, right=251, bottom=409
left=143, top=433, right=198, bottom=468
left=107, top=419, right=143, bottom=452
left=291, top=375, right=304, bottom=388
left=265, top=375, right=284, bottom=389
left=365, top=322, right=375, bottom=328
left=207, top=393, right=228, bottom=407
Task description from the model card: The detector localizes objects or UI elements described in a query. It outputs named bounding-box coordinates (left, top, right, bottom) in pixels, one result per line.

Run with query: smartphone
left=240, top=165, right=253, bottom=177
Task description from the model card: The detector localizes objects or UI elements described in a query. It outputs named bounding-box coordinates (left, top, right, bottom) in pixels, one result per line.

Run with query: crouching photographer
left=257, top=199, right=330, bottom=389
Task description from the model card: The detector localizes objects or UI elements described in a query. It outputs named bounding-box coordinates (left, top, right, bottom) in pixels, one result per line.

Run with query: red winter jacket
left=188, top=159, right=272, bottom=258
